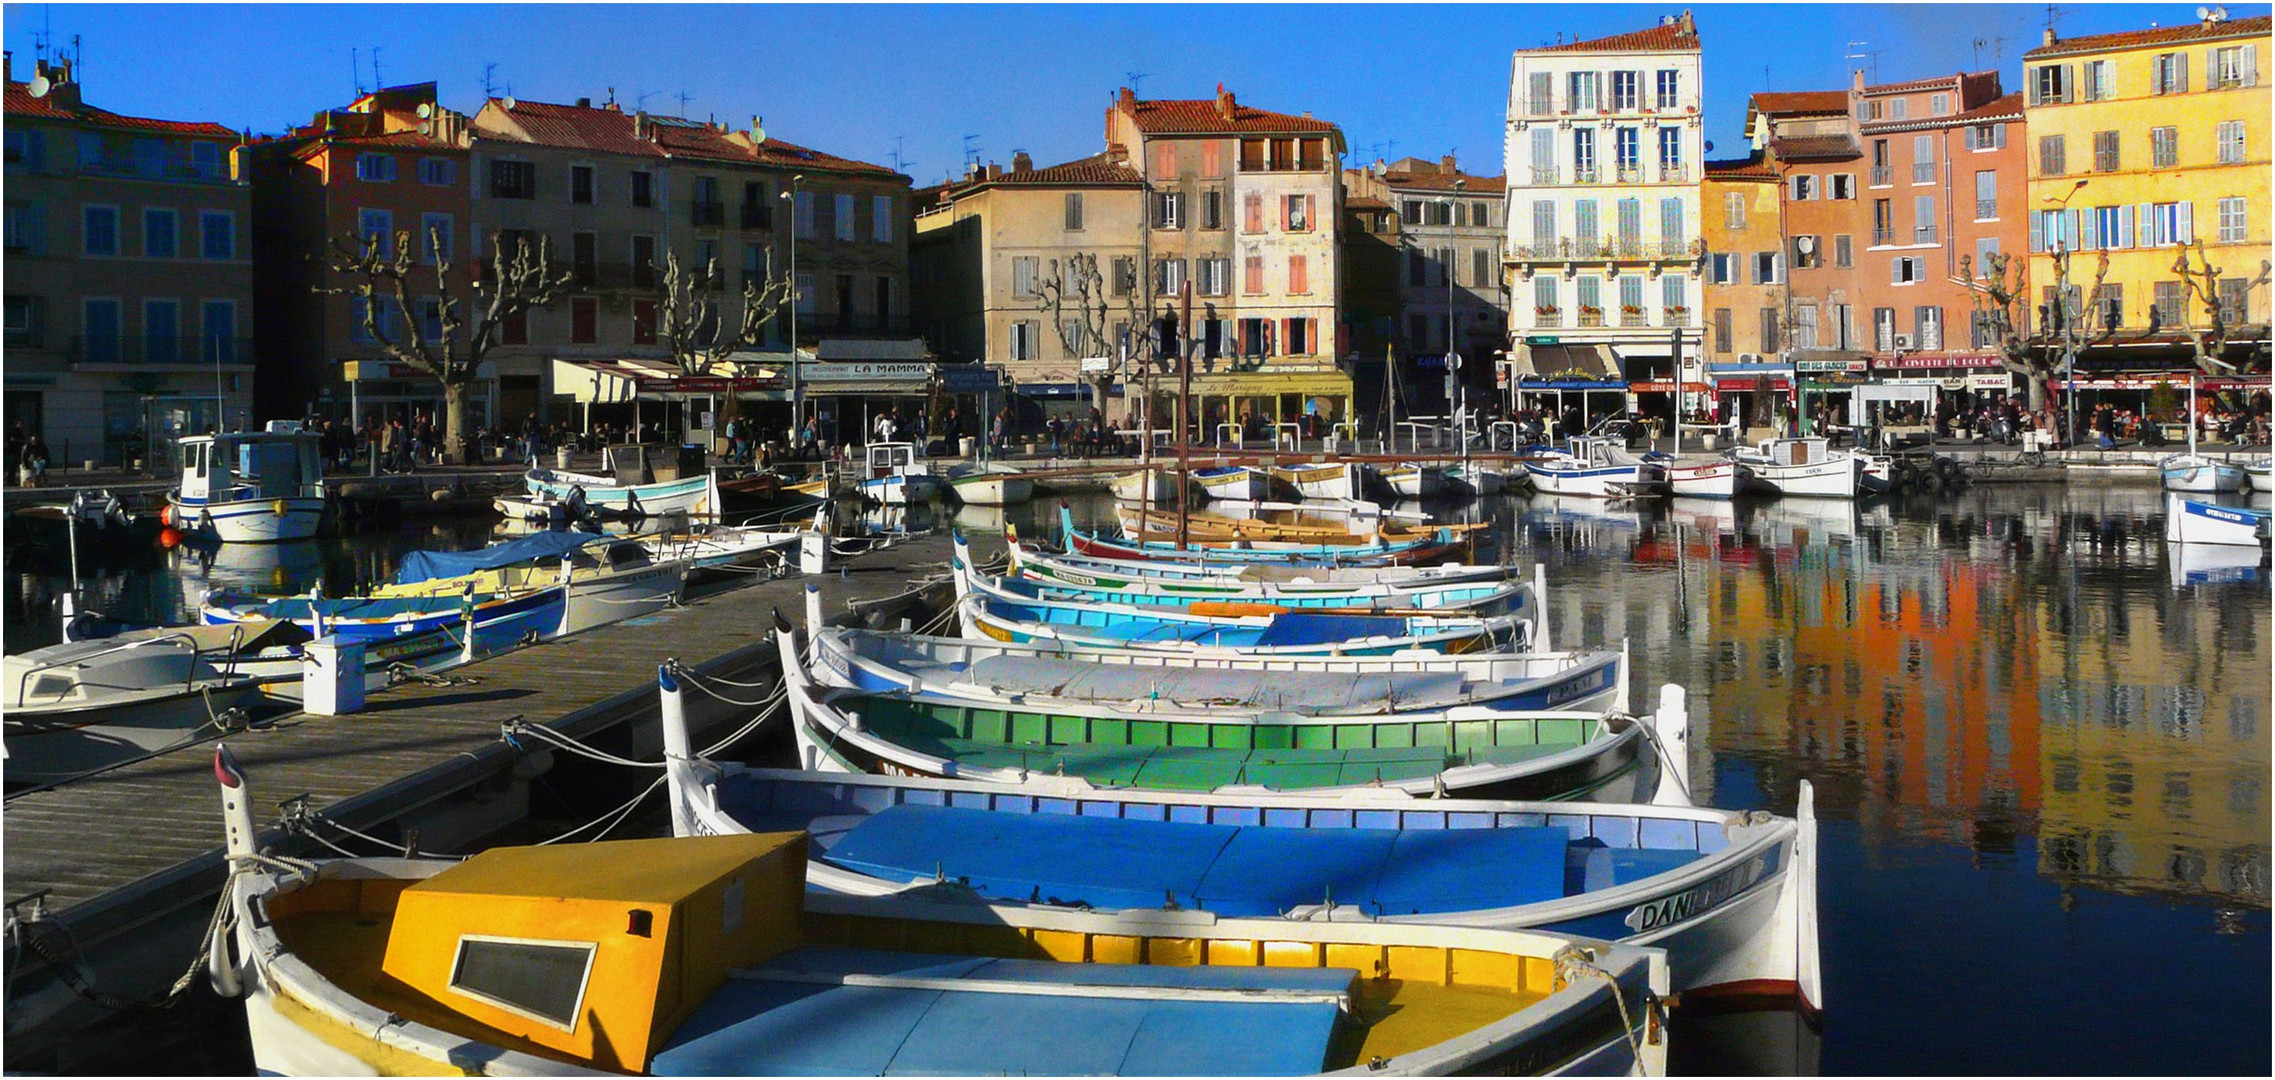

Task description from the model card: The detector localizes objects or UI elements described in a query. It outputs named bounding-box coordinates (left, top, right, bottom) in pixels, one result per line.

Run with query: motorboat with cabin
left=4, top=631, right=270, bottom=784
left=856, top=442, right=944, bottom=505
left=1729, top=438, right=1863, bottom=499
left=1523, top=437, right=1669, bottom=499
left=165, top=422, right=327, bottom=543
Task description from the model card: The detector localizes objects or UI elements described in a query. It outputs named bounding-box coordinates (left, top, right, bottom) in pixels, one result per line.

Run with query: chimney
left=576, top=97, right=592, bottom=109
left=633, top=111, right=648, bottom=140
left=1011, top=151, right=1033, bottom=173
left=1679, top=9, right=1695, bottom=33
left=1441, top=154, right=1457, bottom=172
left=1852, top=69, right=1866, bottom=92
left=1118, top=86, right=1136, bottom=109
left=2042, top=26, right=2057, bottom=46
left=985, top=162, right=1002, bottom=181
left=1215, top=83, right=1236, bottom=121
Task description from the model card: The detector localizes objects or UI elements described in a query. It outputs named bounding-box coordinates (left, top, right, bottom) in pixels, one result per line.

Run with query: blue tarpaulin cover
left=1254, top=612, right=1410, bottom=647
left=393, top=531, right=604, bottom=585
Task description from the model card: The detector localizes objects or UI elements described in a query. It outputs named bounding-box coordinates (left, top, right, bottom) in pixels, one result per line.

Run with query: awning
left=1716, top=378, right=1792, bottom=392
left=1523, top=343, right=1618, bottom=381
left=550, top=358, right=781, bottom=404
left=1875, top=352, right=2004, bottom=370
left=1183, top=371, right=1353, bottom=397
left=1628, top=381, right=1710, bottom=393
left=1517, top=378, right=1627, bottom=391
left=1855, top=383, right=1939, bottom=406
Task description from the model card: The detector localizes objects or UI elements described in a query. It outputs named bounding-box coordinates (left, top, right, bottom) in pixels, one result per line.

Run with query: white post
left=1650, top=683, right=1691, bottom=808
left=658, top=661, right=699, bottom=838
left=804, top=580, right=825, bottom=634
left=1531, top=561, right=1552, bottom=653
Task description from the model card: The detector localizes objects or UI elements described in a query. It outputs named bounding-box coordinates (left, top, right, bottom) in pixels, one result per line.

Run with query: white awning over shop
left=1854, top=383, right=1938, bottom=406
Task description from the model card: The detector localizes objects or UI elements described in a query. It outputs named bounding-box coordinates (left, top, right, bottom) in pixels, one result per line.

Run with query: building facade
left=1337, top=187, right=1403, bottom=412
left=1348, top=156, right=1507, bottom=414
left=1504, top=12, right=1706, bottom=424
left=910, top=151, right=1147, bottom=418
left=1103, top=86, right=1352, bottom=435
left=465, top=95, right=912, bottom=424
left=246, top=82, right=476, bottom=428
left=1699, top=155, right=1784, bottom=430
left=5, top=53, right=254, bottom=467
left=2022, top=13, right=2270, bottom=380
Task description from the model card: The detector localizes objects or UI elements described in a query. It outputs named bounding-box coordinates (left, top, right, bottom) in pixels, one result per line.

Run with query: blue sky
left=5, top=3, right=2265, bottom=181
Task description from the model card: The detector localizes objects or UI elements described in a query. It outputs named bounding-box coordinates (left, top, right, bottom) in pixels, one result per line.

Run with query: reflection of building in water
left=2032, top=584, right=2269, bottom=907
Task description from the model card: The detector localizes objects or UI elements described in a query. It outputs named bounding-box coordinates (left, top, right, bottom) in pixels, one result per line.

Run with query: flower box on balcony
left=1621, top=305, right=1645, bottom=315
left=1578, top=306, right=1604, bottom=316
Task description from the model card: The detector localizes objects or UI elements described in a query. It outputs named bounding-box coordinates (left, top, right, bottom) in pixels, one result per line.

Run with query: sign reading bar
left=1079, top=356, right=1112, bottom=374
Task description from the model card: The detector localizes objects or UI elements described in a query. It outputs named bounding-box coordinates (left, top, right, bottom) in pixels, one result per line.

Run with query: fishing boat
left=1193, top=464, right=1274, bottom=501
left=1005, top=524, right=1514, bottom=589
left=1064, top=507, right=1464, bottom=566
left=1113, top=504, right=1449, bottom=545
left=1381, top=462, right=1446, bottom=499
left=4, top=633, right=269, bottom=784
left=958, top=534, right=1523, bottom=615
left=1664, top=458, right=1762, bottom=500
left=213, top=750, right=1670, bottom=1078
left=2163, top=492, right=2272, bottom=547
left=524, top=445, right=722, bottom=517
left=2244, top=459, right=2274, bottom=493
left=779, top=620, right=1658, bottom=803
left=165, top=423, right=327, bottom=544
left=1728, top=438, right=1861, bottom=499
left=945, top=461, right=1034, bottom=505
left=2160, top=376, right=2249, bottom=494
left=856, top=442, right=945, bottom=505
left=1273, top=461, right=1373, bottom=501
left=1444, top=462, right=1508, bottom=498
left=660, top=688, right=1818, bottom=1013
left=1109, top=467, right=1187, bottom=503
left=1524, top=437, right=1669, bottom=499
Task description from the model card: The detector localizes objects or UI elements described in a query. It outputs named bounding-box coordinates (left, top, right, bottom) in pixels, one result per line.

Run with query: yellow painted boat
left=213, top=748, right=1669, bottom=1077
left=1115, top=505, right=1473, bottom=546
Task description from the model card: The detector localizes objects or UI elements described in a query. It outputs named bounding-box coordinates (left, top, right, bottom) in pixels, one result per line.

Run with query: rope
left=1627, top=708, right=1693, bottom=806
left=675, top=667, right=787, bottom=710
left=1553, top=943, right=1649, bottom=1068
left=697, top=687, right=790, bottom=758
left=502, top=721, right=664, bottom=769
left=385, top=662, right=484, bottom=688
left=534, top=774, right=666, bottom=845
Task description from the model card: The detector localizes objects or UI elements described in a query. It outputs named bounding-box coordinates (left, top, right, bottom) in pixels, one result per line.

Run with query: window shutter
left=2245, top=45, right=2260, bottom=87
left=2174, top=54, right=2188, bottom=92
left=1280, top=196, right=1290, bottom=231
left=2137, top=203, right=2154, bottom=247
left=1964, top=126, right=1978, bottom=151
left=2080, top=208, right=2098, bottom=250
left=2062, top=64, right=2077, bottom=101
left=2066, top=209, right=2082, bottom=251
left=1305, top=195, right=1316, bottom=232
left=2176, top=201, right=2193, bottom=244
left=2028, top=209, right=2044, bottom=253
left=2117, top=204, right=2135, bottom=248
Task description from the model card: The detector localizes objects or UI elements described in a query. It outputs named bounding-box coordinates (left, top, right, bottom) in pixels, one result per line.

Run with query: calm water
left=5, top=484, right=2267, bottom=1074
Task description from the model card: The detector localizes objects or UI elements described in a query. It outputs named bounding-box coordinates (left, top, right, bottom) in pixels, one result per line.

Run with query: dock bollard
left=800, top=531, right=828, bottom=575
left=303, top=635, right=366, bottom=716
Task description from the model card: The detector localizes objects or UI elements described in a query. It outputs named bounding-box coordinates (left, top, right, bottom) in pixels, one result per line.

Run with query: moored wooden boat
left=659, top=676, right=1816, bottom=1013
left=2163, top=491, right=2272, bottom=547
left=959, top=534, right=1523, bottom=614
left=1063, top=507, right=1465, bottom=566
left=1006, top=524, right=1515, bottom=589
left=165, top=425, right=327, bottom=544
left=1382, top=463, right=1446, bottom=499
left=1108, top=467, right=1190, bottom=503
left=1274, top=461, right=1373, bottom=501
left=946, top=461, right=1034, bottom=505
left=1728, top=439, right=1860, bottom=499
left=3, top=635, right=269, bottom=784
left=1524, top=438, right=1670, bottom=499
left=214, top=746, right=1672, bottom=1077
left=1194, top=464, right=1274, bottom=501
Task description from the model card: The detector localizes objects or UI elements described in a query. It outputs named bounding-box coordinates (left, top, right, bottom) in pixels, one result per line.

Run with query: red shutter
left=1305, top=194, right=1317, bottom=232
left=1280, top=195, right=1290, bottom=231
left=1289, top=255, right=1307, bottom=295
left=1309, top=319, right=1319, bottom=355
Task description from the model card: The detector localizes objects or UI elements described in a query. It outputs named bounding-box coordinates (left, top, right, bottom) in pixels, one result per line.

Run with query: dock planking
left=1, top=531, right=985, bottom=922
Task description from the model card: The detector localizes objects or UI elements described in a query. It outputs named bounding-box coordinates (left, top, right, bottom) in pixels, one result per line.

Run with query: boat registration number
left=1624, top=852, right=1771, bottom=933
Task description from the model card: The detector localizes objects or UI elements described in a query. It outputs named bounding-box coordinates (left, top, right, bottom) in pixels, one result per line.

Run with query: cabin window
left=448, top=935, right=595, bottom=1031
left=29, top=674, right=74, bottom=700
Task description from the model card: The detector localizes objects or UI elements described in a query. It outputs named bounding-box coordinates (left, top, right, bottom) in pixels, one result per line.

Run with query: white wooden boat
left=2167, top=538, right=2265, bottom=587
left=215, top=747, right=1672, bottom=1077
left=946, top=461, right=1034, bottom=505
left=661, top=685, right=1817, bottom=1013
left=1444, top=462, right=1507, bottom=498
left=1005, top=525, right=1510, bottom=588
left=1524, top=437, right=1669, bottom=499
left=2244, top=459, right=2274, bottom=493
left=1664, top=458, right=1760, bottom=500
left=1381, top=463, right=1445, bottom=499
left=1730, top=439, right=1861, bottom=499
left=2161, top=454, right=2248, bottom=494
left=855, top=442, right=944, bottom=505
left=1194, top=464, right=1273, bottom=500
left=2163, top=492, right=2272, bottom=547
left=1109, top=468, right=1187, bottom=503
left=1273, top=461, right=1372, bottom=501
left=4, top=634, right=267, bottom=784
left=164, top=423, right=326, bottom=544
left=960, top=533, right=1524, bottom=615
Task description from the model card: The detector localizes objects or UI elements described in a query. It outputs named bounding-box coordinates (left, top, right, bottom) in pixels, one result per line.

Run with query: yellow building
left=1700, top=156, right=1786, bottom=435
left=2022, top=13, right=2270, bottom=367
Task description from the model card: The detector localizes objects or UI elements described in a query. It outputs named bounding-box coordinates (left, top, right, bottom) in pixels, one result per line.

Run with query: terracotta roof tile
left=1704, top=157, right=1778, bottom=179
left=1751, top=90, right=1850, bottom=116
left=481, top=98, right=900, bottom=177
left=329, top=130, right=464, bottom=151
left=5, top=80, right=237, bottom=137
left=995, top=153, right=1143, bottom=186
left=1122, top=97, right=1338, bottom=135
left=1769, top=134, right=1861, bottom=161
left=1346, top=195, right=1391, bottom=210
left=1381, top=170, right=1506, bottom=194
left=1526, top=20, right=1701, bottom=53
left=1952, top=92, right=2025, bottom=122
left=1863, top=74, right=1960, bottom=96
left=2025, top=15, right=2270, bottom=58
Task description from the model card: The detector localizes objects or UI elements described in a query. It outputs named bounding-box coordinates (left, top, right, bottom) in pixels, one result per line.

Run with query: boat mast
left=1176, top=281, right=1194, bottom=552
left=2188, top=373, right=2199, bottom=460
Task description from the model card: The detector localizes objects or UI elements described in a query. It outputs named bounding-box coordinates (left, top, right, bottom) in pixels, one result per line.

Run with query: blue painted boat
left=959, top=534, right=1524, bottom=614
left=2163, top=491, right=2273, bottom=547
left=1060, top=505, right=1463, bottom=566
left=1523, top=437, right=1669, bottom=499
left=200, top=531, right=609, bottom=645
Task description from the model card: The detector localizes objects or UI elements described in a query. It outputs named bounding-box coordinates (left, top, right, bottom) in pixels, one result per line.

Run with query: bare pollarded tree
left=2169, top=240, right=2273, bottom=377
left=653, top=247, right=794, bottom=442
left=1957, top=247, right=2110, bottom=421
left=1035, top=253, right=1140, bottom=416
left=323, top=227, right=572, bottom=463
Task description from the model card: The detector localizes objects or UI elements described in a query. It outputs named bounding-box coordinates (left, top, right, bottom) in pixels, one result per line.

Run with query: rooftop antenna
left=676, top=89, right=694, bottom=115
left=888, top=135, right=916, bottom=176
left=1125, top=71, right=1150, bottom=95
left=2043, top=3, right=2080, bottom=35
left=370, top=45, right=383, bottom=91
left=482, top=62, right=499, bottom=99
left=34, top=4, right=51, bottom=63
left=636, top=89, right=660, bottom=111
left=962, top=133, right=983, bottom=169
left=351, top=47, right=365, bottom=95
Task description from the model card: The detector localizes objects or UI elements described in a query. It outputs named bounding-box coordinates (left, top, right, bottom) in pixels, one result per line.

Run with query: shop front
left=338, top=359, right=499, bottom=439
left=1515, top=376, right=1630, bottom=441
left=1794, top=358, right=1869, bottom=437
left=1705, top=359, right=1795, bottom=439
left=1180, top=369, right=1355, bottom=446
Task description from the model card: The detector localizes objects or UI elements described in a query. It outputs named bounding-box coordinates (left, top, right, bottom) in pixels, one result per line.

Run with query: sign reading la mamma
left=802, top=361, right=932, bottom=382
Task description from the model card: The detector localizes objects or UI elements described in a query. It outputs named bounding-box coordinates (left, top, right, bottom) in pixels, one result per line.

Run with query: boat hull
left=1279, top=462, right=1368, bottom=501
left=1747, top=457, right=1860, bottom=499
left=2160, top=455, right=2248, bottom=494
left=557, top=560, right=687, bottom=635
left=167, top=494, right=325, bottom=544
left=3, top=681, right=264, bottom=784
left=1109, top=470, right=1183, bottom=503
left=525, top=468, right=718, bottom=515
left=1383, top=466, right=1444, bottom=499
left=1666, top=461, right=1740, bottom=500
left=2246, top=460, right=2274, bottom=493
left=1525, top=463, right=1653, bottom=499
left=950, top=475, right=1034, bottom=506
left=2164, top=493, right=2271, bottom=547
left=1195, top=467, right=1272, bottom=501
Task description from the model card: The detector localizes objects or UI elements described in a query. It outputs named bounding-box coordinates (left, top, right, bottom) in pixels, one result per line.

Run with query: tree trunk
left=2024, top=373, right=2047, bottom=417
left=444, top=382, right=471, bottom=466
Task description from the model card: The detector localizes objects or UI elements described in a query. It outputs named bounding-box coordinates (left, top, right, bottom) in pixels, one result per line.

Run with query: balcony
left=1534, top=309, right=1562, bottom=328
left=739, top=203, right=774, bottom=230
left=1615, top=164, right=1645, bottom=184
left=1619, top=307, right=1649, bottom=328
left=1871, top=227, right=1896, bottom=246
left=1912, top=161, right=1936, bottom=184
left=1530, top=166, right=1559, bottom=185
left=691, top=200, right=725, bottom=228
left=1577, top=309, right=1606, bottom=328
left=1976, top=199, right=1998, bottom=220
left=1659, top=237, right=1690, bottom=258
left=1869, top=165, right=1892, bottom=186
left=71, top=334, right=253, bottom=366
left=1913, top=223, right=1938, bottom=244
left=1658, top=162, right=1689, bottom=183
left=1662, top=308, right=1693, bottom=327
left=1573, top=166, right=1600, bottom=184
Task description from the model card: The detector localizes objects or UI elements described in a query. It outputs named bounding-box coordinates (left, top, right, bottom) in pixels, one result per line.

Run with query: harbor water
left=3, top=483, right=2267, bottom=1074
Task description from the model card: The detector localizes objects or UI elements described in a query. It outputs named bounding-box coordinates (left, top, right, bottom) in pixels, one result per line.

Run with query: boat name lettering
left=1544, top=670, right=1609, bottom=707
left=1624, top=854, right=1765, bottom=932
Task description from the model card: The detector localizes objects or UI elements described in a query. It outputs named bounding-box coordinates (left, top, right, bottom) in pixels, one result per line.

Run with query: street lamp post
left=1447, top=178, right=1468, bottom=446
left=781, top=174, right=806, bottom=444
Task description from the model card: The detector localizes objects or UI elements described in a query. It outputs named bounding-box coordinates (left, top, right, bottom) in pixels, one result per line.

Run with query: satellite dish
left=1796, top=236, right=1816, bottom=253
left=752, top=123, right=767, bottom=146
left=27, top=74, right=49, bottom=98
left=2197, top=6, right=2210, bottom=19
left=418, top=121, right=434, bottom=136
left=501, top=96, right=517, bottom=110
left=416, top=102, right=434, bottom=119
left=1704, top=139, right=1715, bottom=153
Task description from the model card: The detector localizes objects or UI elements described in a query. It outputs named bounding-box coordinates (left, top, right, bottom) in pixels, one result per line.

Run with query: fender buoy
left=207, top=918, right=243, bottom=999
left=158, top=527, right=183, bottom=549
left=159, top=504, right=174, bottom=527
left=273, top=500, right=289, bottom=516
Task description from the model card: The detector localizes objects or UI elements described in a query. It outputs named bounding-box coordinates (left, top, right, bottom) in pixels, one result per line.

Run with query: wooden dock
left=1, top=531, right=989, bottom=1065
